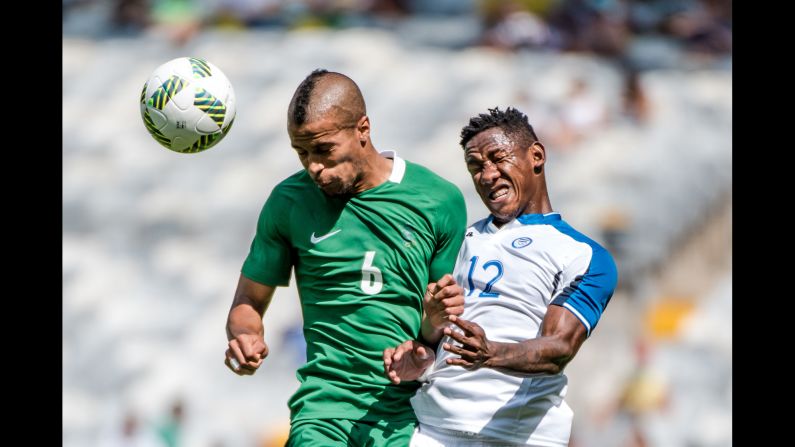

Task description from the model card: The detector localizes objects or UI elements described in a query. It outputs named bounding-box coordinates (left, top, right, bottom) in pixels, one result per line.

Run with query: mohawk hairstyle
left=459, top=107, right=538, bottom=149
left=291, top=68, right=329, bottom=126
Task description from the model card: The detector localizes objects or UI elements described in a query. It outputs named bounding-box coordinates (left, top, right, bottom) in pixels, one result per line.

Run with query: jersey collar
left=379, top=150, right=406, bottom=184
left=517, top=212, right=561, bottom=225
left=486, top=212, right=561, bottom=230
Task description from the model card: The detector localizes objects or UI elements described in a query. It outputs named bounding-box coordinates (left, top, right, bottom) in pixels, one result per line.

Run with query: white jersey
left=410, top=213, right=617, bottom=446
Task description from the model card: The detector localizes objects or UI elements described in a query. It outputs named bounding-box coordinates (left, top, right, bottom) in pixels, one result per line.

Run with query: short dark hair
left=459, top=107, right=538, bottom=149
left=291, top=68, right=329, bottom=126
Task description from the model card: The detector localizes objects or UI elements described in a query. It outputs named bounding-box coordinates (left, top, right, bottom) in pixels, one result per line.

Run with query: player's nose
left=307, top=160, right=324, bottom=177
left=479, top=161, right=499, bottom=185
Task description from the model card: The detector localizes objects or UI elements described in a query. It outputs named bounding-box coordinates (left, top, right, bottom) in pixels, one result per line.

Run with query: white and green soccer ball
left=140, top=57, right=236, bottom=153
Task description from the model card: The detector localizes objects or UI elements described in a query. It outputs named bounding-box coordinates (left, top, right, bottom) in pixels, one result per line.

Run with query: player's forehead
left=464, top=128, right=515, bottom=157
left=289, top=115, right=351, bottom=142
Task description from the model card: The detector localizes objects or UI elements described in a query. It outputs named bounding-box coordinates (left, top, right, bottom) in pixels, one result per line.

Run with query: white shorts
left=410, top=423, right=529, bottom=447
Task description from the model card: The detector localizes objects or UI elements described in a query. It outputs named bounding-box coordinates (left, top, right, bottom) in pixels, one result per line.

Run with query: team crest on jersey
left=401, top=224, right=417, bottom=248
left=511, top=237, right=533, bottom=248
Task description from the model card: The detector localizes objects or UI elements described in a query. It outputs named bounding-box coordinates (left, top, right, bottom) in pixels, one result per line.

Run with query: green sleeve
left=241, top=189, right=293, bottom=286
left=428, top=184, right=466, bottom=281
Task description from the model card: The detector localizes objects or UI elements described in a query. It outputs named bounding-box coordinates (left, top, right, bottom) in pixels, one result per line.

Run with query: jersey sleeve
left=551, top=243, right=617, bottom=337
left=241, top=188, right=293, bottom=287
left=428, top=184, right=467, bottom=282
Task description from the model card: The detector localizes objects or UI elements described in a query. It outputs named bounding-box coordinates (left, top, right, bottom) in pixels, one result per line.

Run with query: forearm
left=484, top=336, right=574, bottom=375
left=487, top=304, right=589, bottom=374
left=420, top=318, right=444, bottom=347
left=226, top=296, right=266, bottom=340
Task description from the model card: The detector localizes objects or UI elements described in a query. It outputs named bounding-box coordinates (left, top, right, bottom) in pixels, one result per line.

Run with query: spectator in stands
left=149, top=0, right=203, bottom=46
left=621, top=68, right=651, bottom=125
left=661, top=0, right=731, bottom=56
left=557, top=77, right=609, bottom=149
left=99, top=411, right=163, bottom=447
left=112, top=0, right=151, bottom=33
left=154, top=399, right=184, bottom=447
left=480, top=0, right=554, bottom=50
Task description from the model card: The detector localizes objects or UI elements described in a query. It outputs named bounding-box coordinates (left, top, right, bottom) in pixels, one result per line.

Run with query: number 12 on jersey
left=466, top=256, right=503, bottom=298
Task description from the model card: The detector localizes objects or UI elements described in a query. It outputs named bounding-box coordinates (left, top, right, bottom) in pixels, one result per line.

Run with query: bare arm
left=443, top=305, right=587, bottom=375
left=224, top=274, right=276, bottom=376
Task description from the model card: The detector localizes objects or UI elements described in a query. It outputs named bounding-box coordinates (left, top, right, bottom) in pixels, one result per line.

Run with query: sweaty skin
left=464, top=128, right=552, bottom=226
left=385, top=126, right=586, bottom=380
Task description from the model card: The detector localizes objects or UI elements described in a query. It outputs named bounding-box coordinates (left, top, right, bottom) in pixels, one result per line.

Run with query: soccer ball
left=140, top=57, right=236, bottom=153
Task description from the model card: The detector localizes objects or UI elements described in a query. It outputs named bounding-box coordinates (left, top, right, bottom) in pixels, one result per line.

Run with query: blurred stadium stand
left=64, top=2, right=730, bottom=445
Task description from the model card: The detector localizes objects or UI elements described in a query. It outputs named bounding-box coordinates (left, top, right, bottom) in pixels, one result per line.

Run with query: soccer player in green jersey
left=223, top=69, right=467, bottom=446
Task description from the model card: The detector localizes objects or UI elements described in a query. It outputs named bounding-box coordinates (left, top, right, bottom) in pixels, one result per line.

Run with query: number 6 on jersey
left=361, top=251, right=383, bottom=294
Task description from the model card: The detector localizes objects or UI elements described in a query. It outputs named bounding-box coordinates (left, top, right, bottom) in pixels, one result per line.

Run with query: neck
left=493, top=194, right=553, bottom=228
left=522, top=196, right=553, bottom=216
left=353, top=146, right=393, bottom=193
left=523, top=181, right=553, bottom=215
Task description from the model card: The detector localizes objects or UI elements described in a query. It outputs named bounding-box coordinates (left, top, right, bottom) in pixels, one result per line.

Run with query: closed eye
left=490, top=151, right=509, bottom=163
left=314, top=143, right=333, bottom=154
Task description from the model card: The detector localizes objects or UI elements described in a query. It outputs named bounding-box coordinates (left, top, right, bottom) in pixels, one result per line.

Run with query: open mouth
left=488, top=185, right=510, bottom=201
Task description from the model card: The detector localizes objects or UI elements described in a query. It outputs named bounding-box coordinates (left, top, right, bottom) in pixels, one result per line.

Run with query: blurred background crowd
left=63, top=1, right=731, bottom=446
left=64, top=0, right=731, bottom=60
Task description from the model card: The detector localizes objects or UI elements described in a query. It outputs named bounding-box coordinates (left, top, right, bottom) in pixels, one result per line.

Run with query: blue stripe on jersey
left=516, top=213, right=617, bottom=337
left=516, top=212, right=561, bottom=225
left=549, top=219, right=617, bottom=337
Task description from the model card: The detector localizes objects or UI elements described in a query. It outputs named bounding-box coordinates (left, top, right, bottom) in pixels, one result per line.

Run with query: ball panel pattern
left=140, top=57, right=236, bottom=154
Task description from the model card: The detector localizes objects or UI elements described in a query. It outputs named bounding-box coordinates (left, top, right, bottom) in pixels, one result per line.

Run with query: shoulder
left=550, top=220, right=610, bottom=254
left=467, top=216, right=492, bottom=234
left=402, top=160, right=464, bottom=200
left=550, top=219, right=617, bottom=277
left=267, top=170, right=314, bottom=203
left=257, top=170, right=316, bottom=222
left=273, top=169, right=313, bottom=193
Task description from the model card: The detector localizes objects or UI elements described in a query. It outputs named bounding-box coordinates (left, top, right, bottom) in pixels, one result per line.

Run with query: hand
left=442, top=315, right=496, bottom=369
left=383, top=340, right=435, bottom=385
left=225, top=334, right=269, bottom=376
left=424, top=274, right=465, bottom=333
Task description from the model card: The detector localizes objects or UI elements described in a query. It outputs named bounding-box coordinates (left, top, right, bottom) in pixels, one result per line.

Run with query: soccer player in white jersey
left=383, top=107, right=618, bottom=446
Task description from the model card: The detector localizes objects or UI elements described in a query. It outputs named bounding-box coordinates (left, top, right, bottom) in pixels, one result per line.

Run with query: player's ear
left=357, top=115, right=370, bottom=144
left=530, top=141, right=545, bottom=174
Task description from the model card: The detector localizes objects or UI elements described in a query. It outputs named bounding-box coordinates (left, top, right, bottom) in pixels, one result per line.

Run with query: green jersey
left=242, top=153, right=466, bottom=423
